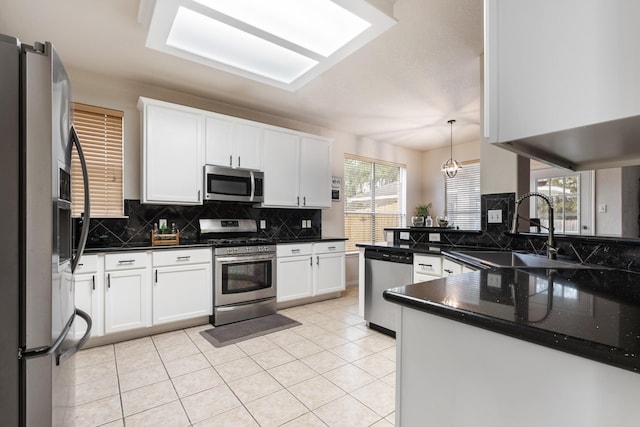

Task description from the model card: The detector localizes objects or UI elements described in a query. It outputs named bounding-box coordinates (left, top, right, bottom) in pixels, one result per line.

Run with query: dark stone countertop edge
left=385, top=227, right=483, bottom=234
left=383, top=285, right=640, bottom=375
left=81, top=237, right=348, bottom=253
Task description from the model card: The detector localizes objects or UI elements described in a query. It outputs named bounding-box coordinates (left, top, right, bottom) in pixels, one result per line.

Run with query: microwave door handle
left=70, top=125, right=91, bottom=273
left=250, top=170, right=255, bottom=202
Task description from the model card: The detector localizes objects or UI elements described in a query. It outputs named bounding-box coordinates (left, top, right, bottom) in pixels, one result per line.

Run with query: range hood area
left=494, top=115, right=640, bottom=171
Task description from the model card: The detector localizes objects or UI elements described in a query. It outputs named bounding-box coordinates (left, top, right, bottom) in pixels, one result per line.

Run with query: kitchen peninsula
left=384, top=265, right=640, bottom=427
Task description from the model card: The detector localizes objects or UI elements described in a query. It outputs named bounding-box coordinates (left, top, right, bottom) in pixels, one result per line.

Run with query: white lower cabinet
left=73, top=255, right=104, bottom=338
left=104, top=252, right=151, bottom=334
left=413, top=254, right=443, bottom=283
left=442, top=258, right=464, bottom=277
left=313, top=242, right=345, bottom=295
left=277, top=242, right=345, bottom=303
left=152, top=248, right=212, bottom=325
left=277, top=244, right=313, bottom=303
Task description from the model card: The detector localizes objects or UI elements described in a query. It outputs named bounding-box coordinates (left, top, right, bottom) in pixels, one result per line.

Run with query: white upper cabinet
left=485, top=0, right=640, bottom=150
left=263, top=129, right=332, bottom=208
left=138, top=97, right=204, bottom=205
left=263, top=129, right=302, bottom=207
left=300, top=137, right=332, bottom=208
left=205, top=115, right=262, bottom=170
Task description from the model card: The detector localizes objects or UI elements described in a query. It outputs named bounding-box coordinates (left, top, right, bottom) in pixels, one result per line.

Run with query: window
left=533, top=174, right=580, bottom=234
left=344, top=155, right=406, bottom=251
left=444, top=161, right=480, bottom=230
left=71, top=103, right=124, bottom=217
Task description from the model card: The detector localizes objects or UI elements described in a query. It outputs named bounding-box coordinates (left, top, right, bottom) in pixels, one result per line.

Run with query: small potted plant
left=414, top=203, right=432, bottom=218
left=412, top=203, right=432, bottom=227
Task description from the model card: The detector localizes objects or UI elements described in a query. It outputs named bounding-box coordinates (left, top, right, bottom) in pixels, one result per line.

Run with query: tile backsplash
left=76, top=200, right=321, bottom=248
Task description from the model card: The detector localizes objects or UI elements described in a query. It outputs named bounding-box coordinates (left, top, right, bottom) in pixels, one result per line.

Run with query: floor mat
left=199, top=314, right=301, bottom=348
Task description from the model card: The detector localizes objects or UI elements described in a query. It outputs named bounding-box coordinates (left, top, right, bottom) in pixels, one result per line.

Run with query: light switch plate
left=399, top=232, right=410, bottom=240
left=487, top=273, right=502, bottom=288
left=488, top=209, right=502, bottom=223
left=598, top=204, right=607, bottom=213
left=260, top=220, right=266, bottom=229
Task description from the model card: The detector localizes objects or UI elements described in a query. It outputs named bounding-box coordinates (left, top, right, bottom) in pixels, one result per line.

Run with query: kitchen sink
left=447, top=250, right=601, bottom=270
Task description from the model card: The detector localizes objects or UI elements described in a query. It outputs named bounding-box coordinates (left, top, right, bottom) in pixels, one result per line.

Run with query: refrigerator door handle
left=70, top=125, right=91, bottom=273
left=56, top=308, right=92, bottom=366
left=20, top=307, right=75, bottom=360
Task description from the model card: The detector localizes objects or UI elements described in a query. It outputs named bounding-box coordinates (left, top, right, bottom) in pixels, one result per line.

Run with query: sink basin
left=447, top=251, right=599, bottom=270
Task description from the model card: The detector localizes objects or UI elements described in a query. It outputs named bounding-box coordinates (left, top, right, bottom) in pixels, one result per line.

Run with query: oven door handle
left=215, top=253, right=276, bottom=263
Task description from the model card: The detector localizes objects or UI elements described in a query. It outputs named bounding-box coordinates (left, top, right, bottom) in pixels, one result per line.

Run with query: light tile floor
left=72, top=286, right=397, bottom=426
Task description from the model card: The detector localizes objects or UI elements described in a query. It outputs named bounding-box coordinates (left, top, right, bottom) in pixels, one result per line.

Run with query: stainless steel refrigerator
left=0, top=34, right=92, bottom=426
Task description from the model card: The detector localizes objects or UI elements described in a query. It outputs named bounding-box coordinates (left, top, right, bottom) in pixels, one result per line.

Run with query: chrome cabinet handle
left=292, top=249, right=301, bottom=254
left=303, top=196, right=306, bottom=206
left=155, top=269, right=158, bottom=283
left=310, top=256, right=313, bottom=266
left=328, top=246, right=336, bottom=250
left=297, top=196, right=300, bottom=206
left=238, top=156, right=241, bottom=168
left=419, top=263, right=433, bottom=268
left=107, top=273, right=111, bottom=288
left=444, top=269, right=453, bottom=274
left=118, top=259, right=135, bottom=264
left=176, top=256, right=191, bottom=261
left=92, top=275, right=95, bottom=291
left=229, top=155, right=233, bottom=167
left=316, top=256, right=319, bottom=265
left=198, top=190, right=201, bottom=202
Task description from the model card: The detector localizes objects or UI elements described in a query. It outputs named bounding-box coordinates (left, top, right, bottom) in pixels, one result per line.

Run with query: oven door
left=214, top=252, right=276, bottom=306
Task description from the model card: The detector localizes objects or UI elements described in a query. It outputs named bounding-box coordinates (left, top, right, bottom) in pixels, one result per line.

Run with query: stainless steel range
left=200, top=219, right=276, bottom=326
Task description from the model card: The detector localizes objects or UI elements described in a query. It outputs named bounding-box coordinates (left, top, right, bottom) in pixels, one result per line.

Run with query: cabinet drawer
left=413, top=254, right=442, bottom=276
left=152, top=248, right=211, bottom=267
left=277, top=243, right=313, bottom=258
left=105, top=252, right=148, bottom=271
left=313, top=241, right=345, bottom=254
left=75, top=255, right=99, bottom=273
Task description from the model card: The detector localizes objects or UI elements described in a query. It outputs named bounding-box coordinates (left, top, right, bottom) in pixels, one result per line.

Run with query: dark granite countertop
left=81, top=237, right=347, bottom=253
left=383, top=267, right=640, bottom=374
left=355, top=241, right=455, bottom=255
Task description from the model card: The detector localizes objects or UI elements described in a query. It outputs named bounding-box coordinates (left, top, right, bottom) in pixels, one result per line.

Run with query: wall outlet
left=399, top=232, right=410, bottom=240
left=159, top=218, right=167, bottom=229
left=260, top=219, right=266, bottom=229
left=306, top=220, right=312, bottom=228
left=487, top=273, right=502, bottom=288
left=488, top=209, right=502, bottom=223
left=429, top=233, right=440, bottom=242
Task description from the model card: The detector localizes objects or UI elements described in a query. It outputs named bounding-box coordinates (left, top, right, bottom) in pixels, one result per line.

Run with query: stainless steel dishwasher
left=364, top=248, right=414, bottom=335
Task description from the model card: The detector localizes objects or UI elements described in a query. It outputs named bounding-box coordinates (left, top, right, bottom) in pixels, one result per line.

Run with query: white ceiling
left=0, top=0, right=483, bottom=152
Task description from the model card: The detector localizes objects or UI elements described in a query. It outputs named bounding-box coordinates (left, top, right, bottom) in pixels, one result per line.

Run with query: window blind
left=71, top=103, right=124, bottom=217
left=344, top=155, right=406, bottom=251
left=445, top=161, right=480, bottom=230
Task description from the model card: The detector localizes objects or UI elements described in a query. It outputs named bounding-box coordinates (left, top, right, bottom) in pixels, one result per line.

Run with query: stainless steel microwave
left=204, top=165, right=264, bottom=202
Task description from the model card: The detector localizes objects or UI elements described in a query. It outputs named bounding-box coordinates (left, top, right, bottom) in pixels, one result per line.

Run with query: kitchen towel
left=200, top=314, right=301, bottom=348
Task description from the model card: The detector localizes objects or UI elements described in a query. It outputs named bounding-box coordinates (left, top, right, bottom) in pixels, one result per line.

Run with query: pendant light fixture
left=441, top=119, right=461, bottom=178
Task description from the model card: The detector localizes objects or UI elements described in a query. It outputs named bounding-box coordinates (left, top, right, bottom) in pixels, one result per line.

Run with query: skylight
left=139, top=0, right=396, bottom=91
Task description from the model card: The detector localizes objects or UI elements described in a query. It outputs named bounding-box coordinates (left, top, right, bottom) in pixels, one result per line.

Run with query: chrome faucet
left=511, top=192, right=557, bottom=260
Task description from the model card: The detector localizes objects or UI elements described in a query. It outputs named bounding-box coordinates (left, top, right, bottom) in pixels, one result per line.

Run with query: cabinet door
left=153, top=263, right=212, bottom=324
left=263, top=129, right=300, bottom=207
left=205, top=116, right=234, bottom=167
left=299, top=137, right=331, bottom=208
left=73, top=273, right=103, bottom=338
left=143, top=103, right=203, bottom=204
left=104, top=269, right=150, bottom=334
left=276, top=256, right=313, bottom=302
left=234, top=123, right=262, bottom=170
left=442, top=259, right=463, bottom=277
left=314, top=252, right=345, bottom=295
left=485, top=0, right=640, bottom=143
